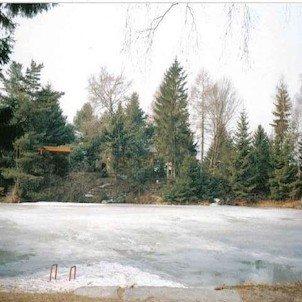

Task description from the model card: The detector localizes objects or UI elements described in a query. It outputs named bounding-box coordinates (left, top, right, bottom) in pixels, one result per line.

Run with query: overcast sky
left=10, top=3, right=302, bottom=135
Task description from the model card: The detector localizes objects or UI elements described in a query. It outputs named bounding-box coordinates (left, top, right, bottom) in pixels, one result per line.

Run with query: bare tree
left=88, top=67, right=131, bottom=118
left=190, top=69, right=212, bottom=161
left=293, top=75, right=302, bottom=133
left=191, top=72, right=240, bottom=166
left=206, top=78, right=241, bottom=170
left=292, top=76, right=302, bottom=177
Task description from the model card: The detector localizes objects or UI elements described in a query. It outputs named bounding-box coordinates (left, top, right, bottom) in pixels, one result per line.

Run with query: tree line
left=1, top=58, right=301, bottom=203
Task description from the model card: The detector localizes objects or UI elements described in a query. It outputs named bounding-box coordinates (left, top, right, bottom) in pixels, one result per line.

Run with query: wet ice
left=0, top=203, right=301, bottom=292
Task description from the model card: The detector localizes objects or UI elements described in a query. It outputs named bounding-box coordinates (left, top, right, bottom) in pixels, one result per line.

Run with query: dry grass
left=0, top=292, right=122, bottom=302
left=220, top=281, right=302, bottom=302
left=127, top=192, right=163, bottom=204
left=235, top=199, right=302, bottom=209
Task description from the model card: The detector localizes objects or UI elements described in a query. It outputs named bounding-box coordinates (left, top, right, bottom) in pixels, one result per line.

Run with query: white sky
left=10, top=3, right=302, bottom=135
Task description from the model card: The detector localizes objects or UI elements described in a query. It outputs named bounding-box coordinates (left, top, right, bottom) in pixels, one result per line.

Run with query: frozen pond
left=0, top=203, right=302, bottom=292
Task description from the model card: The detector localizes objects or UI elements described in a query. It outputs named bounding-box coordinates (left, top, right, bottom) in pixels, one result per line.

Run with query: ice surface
left=0, top=203, right=302, bottom=292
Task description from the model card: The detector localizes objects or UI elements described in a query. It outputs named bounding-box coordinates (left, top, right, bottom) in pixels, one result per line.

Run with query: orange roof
left=39, top=146, right=71, bottom=154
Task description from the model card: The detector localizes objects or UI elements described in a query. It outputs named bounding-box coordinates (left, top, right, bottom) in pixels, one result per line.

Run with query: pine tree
left=231, top=111, right=255, bottom=200
left=153, top=59, right=196, bottom=181
left=251, top=125, right=271, bottom=199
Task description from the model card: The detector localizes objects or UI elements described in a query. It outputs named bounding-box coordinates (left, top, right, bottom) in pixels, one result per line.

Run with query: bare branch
left=88, top=67, right=131, bottom=118
left=205, top=77, right=241, bottom=169
left=123, top=3, right=257, bottom=66
left=135, top=3, right=179, bottom=55
left=241, top=4, right=252, bottom=62
left=222, top=4, right=254, bottom=64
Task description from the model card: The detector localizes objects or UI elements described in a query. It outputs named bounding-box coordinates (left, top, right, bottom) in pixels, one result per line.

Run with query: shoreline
left=1, top=282, right=302, bottom=302
left=1, top=199, right=301, bottom=210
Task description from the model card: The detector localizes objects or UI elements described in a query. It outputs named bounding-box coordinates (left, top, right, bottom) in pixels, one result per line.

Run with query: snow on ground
left=0, top=203, right=302, bottom=292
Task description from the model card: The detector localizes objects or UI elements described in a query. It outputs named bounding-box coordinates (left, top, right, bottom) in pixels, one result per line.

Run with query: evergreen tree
left=34, top=85, right=74, bottom=145
left=24, top=60, right=43, bottom=96
left=124, top=93, right=153, bottom=192
left=125, top=93, right=151, bottom=163
left=0, top=106, right=20, bottom=152
left=71, top=102, right=103, bottom=172
left=271, top=81, right=291, bottom=147
left=270, top=136, right=299, bottom=200
left=125, top=92, right=145, bottom=128
left=100, top=93, right=154, bottom=192
left=251, top=125, right=271, bottom=199
left=153, top=59, right=196, bottom=181
left=270, top=80, right=298, bottom=200
left=101, top=102, right=129, bottom=178
left=296, top=139, right=302, bottom=198
left=1, top=62, right=30, bottom=132
left=0, top=60, right=74, bottom=200
left=164, top=155, right=201, bottom=203
left=0, top=4, right=52, bottom=67
left=73, top=102, right=101, bottom=139
left=231, top=111, right=255, bottom=200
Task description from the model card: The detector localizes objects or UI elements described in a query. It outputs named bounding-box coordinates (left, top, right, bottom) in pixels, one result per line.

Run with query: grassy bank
left=1, top=171, right=301, bottom=209
left=222, top=281, right=302, bottom=302
left=233, top=199, right=302, bottom=209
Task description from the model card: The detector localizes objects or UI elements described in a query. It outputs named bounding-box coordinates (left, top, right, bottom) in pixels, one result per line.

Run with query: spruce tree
left=270, top=80, right=298, bottom=200
left=296, top=139, right=302, bottom=198
left=231, top=110, right=255, bottom=200
left=34, top=85, right=74, bottom=145
left=125, top=93, right=150, bottom=162
left=271, top=81, right=291, bottom=147
left=153, top=59, right=195, bottom=181
left=108, top=102, right=129, bottom=177
left=251, top=125, right=271, bottom=199
left=25, top=60, right=43, bottom=96
left=125, top=93, right=153, bottom=193
left=164, top=155, right=201, bottom=203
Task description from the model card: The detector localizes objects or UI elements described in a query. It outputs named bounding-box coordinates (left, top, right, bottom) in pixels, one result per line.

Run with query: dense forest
left=0, top=57, right=301, bottom=204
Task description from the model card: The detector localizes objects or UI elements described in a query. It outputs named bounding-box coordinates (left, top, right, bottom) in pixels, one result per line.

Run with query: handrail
left=49, top=264, right=58, bottom=281
left=69, top=265, right=76, bottom=281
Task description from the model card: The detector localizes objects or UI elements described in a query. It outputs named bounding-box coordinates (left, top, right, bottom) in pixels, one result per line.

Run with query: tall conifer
left=251, top=125, right=271, bottom=199
left=270, top=80, right=298, bottom=200
left=153, top=59, right=195, bottom=181
left=231, top=111, right=254, bottom=200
